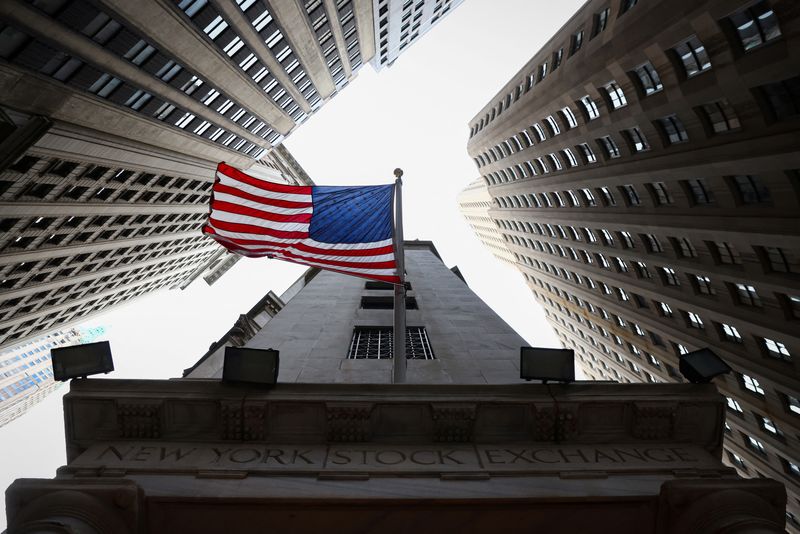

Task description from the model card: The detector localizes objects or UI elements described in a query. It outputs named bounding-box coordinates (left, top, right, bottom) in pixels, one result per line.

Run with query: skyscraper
left=457, top=177, right=515, bottom=267
left=0, top=324, right=105, bottom=427
left=0, top=0, right=462, bottom=352
left=462, top=0, right=800, bottom=529
left=3, top=240, right=788, bottom=532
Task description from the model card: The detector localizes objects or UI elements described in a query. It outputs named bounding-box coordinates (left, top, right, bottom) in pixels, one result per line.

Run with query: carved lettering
left=669, top=448, right=697, bottom=462
left=593, top=450, right=619, bottom=463
left=292, top=450, right=314, bottom=464
left=642, top=448, right=675, bottom=462
left=229, top=448, right=260, bottom=464
left=438, top=450, right=464, bottom=465
left=484, top=449, right=504, bottom=464
left=97, top=446, right=134, bottom=461
left=211, top=448, right=232, bottom=464
left=375, top=451, right=405, bottom=465
left=263, top=449, right=287, bottom=465
left=614, top=448, right=645, bottom=462
left=410, top=450, right=436, bottom=465
left=530, top=449, right=559, bottom=464
left=330, top=450, right=351, bottom=465
left=559, top=449, right=589, bottom=463
left=133, top=446, right=156, bottom=461
left=159, top=447, right=195, bottom=462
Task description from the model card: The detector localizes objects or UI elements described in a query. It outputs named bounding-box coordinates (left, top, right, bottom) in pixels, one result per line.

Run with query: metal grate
left=347, top=327, right=434, bottom=360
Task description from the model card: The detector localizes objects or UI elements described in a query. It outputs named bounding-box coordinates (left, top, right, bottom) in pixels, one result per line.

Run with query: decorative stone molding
left=242, top=403, right=267, bottom=441
left=533, top=405, right=577, bottom=441
left=430, top=403, right=476, bottom=442
left=633, top=404, right=676, bottom=440
left=326, top=403, right=374, bottom=442
left=220, top=401, right=243, bottom=440
left=116, top=401, right=162, bottom=439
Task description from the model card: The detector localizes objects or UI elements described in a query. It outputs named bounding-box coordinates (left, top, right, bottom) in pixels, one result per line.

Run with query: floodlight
left=679, top=348, right=731, bottom=383
left=520, top=347, right=575, bottom=383
left=223, top=347, right=279, bottom=387
left=51, top=341, right=114, bottom=381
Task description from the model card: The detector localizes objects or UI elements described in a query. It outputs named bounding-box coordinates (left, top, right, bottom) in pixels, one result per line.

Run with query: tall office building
left=0, top=0, right=462, bottom=352
left=0, top=324, right=105, bottom=427
left=371, top=0, right=464, bottom=69
left=3, top=241, right=789, bottom=532
left=457, top=177, right=515, bottom=267
left=462, top=0, right=800, bottom=529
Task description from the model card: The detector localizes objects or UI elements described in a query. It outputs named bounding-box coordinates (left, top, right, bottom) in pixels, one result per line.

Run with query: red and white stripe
left=203, top=163, right=400, bottom=284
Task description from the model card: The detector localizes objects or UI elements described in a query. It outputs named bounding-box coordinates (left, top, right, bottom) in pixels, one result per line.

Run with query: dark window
left=701, top=100, right=741, bottom=133
left=47, top=160, right=79, bottom=177
left=757, top=76, right=800, bottom=121
left=632, top=62, right=663, bottom=95
left=579, top=96, right=600, bottom=120
left=648, top=182, right=673, bottom=205
left=82, top=165, right=109, bottom=180
left=597, top=136, right=620, bottom=158
left=620, top=184, right=641, bottom=206
left=0, top=218, right=20, bottom=231
left=8, top=155, right=39, bottom=173
left=360, top=296, right=417, bottom=309
left=347, top=326, right=434, bottom=360
left=61, top=185, right=87, bottom=200
left=21, top=182, right=55, bottom=198
left=729, top=1, right=781, bottom=51
left=673, top=36, right=712, bottom=77
left=684, top=178, right=714, bottom=204
left=604, top=81, right=627, bottom=109
left=620, top=0, right=638, bottom=13
left=757, top=246, right=791, bottom=273
left=592, top=7, right=610, bottom=37
left=658, top=115, right=689, bottom=144
left=625, top=127, right=649, bottom=152
left=731, top=175, right=770, bottom=204
left=714, top=242, right=741, bottom=264
left=570, top=30, right=584, bottom=55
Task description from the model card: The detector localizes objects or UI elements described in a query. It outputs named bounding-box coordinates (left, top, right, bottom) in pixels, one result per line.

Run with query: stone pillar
left=657, top=479, right=786, bottom=534
left=6, top=479, right=142, bottom=534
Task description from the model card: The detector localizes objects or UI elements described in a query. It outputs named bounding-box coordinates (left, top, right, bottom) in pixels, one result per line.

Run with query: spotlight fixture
left=679, top=348, right=731, bottom=384
left=51, top=341, right=114, bottom=381
left=520, top=347, right=575, bottom=383
left=223, top=347, right=279, bottom=387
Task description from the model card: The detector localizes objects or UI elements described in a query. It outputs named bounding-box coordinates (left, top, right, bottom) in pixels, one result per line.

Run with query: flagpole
left=392, top=168, right=407, bottom=384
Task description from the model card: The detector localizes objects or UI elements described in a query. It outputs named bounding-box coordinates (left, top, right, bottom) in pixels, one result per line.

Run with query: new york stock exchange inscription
left=70, top=442, right=718, bottom=475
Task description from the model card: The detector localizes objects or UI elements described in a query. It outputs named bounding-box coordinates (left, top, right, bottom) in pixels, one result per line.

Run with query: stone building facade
left=462, top=0, right=800, bottom=528
left=2, top=239, right=789, bottom=533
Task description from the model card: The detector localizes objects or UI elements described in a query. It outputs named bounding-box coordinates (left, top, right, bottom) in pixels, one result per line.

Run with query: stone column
left=657, top=479, right=786, bottom=534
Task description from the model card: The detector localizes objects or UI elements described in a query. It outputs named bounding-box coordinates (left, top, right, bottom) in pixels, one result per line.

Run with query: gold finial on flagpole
left=394, top=168, right=403, bottom=179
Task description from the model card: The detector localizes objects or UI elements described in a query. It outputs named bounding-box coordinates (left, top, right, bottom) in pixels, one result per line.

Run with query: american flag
left=202, top=162, right=401, bottom=284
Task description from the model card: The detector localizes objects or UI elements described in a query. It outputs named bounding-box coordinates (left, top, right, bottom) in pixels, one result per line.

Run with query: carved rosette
left=220, top=401, right=243, bottom=440
left=430, top=404, right=476, bottom=442
left=326, top=403, right=374, bottom=442
left=533, top=405, right=577, bottom=441
left=116, top=401, right=162, bottom=439
left=633, top=404, right=676, bottom=440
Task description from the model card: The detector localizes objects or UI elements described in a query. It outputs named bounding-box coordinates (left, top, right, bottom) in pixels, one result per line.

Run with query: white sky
left=0, top=0, right=585, bottom=527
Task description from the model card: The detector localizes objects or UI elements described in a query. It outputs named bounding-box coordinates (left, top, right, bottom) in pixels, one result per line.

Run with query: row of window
left=469, top=1, right=782, bottom=137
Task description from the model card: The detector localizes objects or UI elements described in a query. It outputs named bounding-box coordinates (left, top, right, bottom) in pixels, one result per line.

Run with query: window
left=347, top=327, right=434, bottom=360
left=686, top=311, right=704, bottom=329
left=733, top=283, right=760, bottom=306
left=561, top=107, right=578, bottom=129
left=684, top=178, right=714, bottom=204
left=598, top=136, right=620, bottom=158
left=579, top=96, right=600, bottom=120
left=757, top=76, right=800, bottom=120
left=570, top=30, right=584, bottom=55
left=729, top=1, right=781, bottom=51
left=673, top=36, right=712, bottom=77
left=727, top=396, right=743, bottom=413
left=360, top=296, right=417, bottom=309
left=757, top=415, right=783, bottom=438
left=552, top=48, right=563, bottom=70
left=649, top=182, right=673, bottom=205
left=731, top=175, right=770, bottom=204
left=721, top=323, right=742, bottom=343
left=604, top=81, right=627, bottom=109
left=762, top=337, right=791, bottom=361
left=625, top=127, right=649, bottom=152
left=784, top=393, right=800, bottom=416
left=741, top=373, right=765, bottom=395
left=701, top=100, right=741, bottom=133
left=544, top=115, right=561, bottom=136
left=727, top=451, right=746, bottom=469
left=621, top=184, right=641, bottom=206
left=599, top=187, right=616, bottom=206
left=632, top=62, right=663, bottom=95
left=758, top=246, right=791, bottom=273
left=744, top=434, right=767, bottom=456
left=562, top=149, right=579, bottom=167
left=658, top=115, right=689, bottom=144
left=578, top=143, right=597, bottom=163
left=592, top=7, right=610, bottom=37
left=621, top=0, right=638, bottom=13
left=692, top=275, right=714, bottom=295
left=619, top=231, right=635, bottom=249
left=660, top=267, right=680, bottom=286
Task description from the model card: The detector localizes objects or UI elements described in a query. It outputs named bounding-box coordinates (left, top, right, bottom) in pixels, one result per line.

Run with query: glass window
left=729, top=1, right=781, bottom=51
left=633, top=62, right=663, bottom=95
left=579, top=143, right=597, bottom=163
left=693, top=274, right=714, bottom=294
left=763, top=338, right=791, bottom=361
left=599, top=187, right=616, bottom=206
left=580, top=96, right=600, bottom=120
left=544, top=115, right=561, bottom=136
left=673, top=36, right=712, bottom=77
left=702, top=99, right=741, bottom=133
left=570, top=30, right=584, bottom=55
left=758, top=76, right=800, bottom=120
left=659, top=114, right=689, bottom=144
left=592, top=7, right=610, bottom=37
left=721, top=323, right=742, bottom=342
left=742, top=373, right=765, bottom=395
left=731, top=175, right=770, bottom=204
left=621, top=184, right=641, bottom=206
left=649, top=182, right=673, bottom=205
left=625, top=127, right=649, bottom=152
left=660, top=267, right=680, bottom=286
left=598, top=135, right=621, bottom=158
left=605, top=81, right=627, bottom=109
left=727, top=396, right=743, bottom=413
left=561, top=107, right=578, bottom=128
left=714, top=242, right=740, bottom=264
left=684, top=178, right=714, bottom=204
